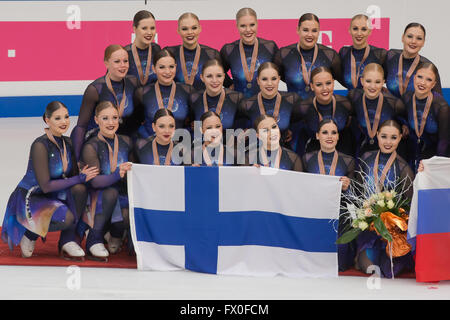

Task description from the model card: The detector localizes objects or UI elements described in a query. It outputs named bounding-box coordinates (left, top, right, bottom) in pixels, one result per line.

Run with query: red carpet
left=0, top=228, right=415, bottom=278
left=0, top=229, right=137, bottom=269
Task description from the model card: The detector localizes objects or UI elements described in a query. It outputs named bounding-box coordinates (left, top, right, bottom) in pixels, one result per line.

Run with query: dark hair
left=298, top=13, right=320, bottom=27
left=378, top=119, right=402, bottom=133
left=416, top=62, right=439, bottom=80
left=153, top=48, right=176, bottom=66
left=403, top=22, right=426, bottom=38
left=201, top=58, right=224, bottom=75
left=253, top=114, right=277, bottom=130
left=317, top=118, right=338, bottom=133
left=153, top=108, right=175, bottom=124
left=95, top=101, right=118, bottom=116
left=43, top=101, right=68, bottom=122
left=310, top=66, right=334, bottom=83
left=200, top=110, right=221, bottom=123
left=133, top=10, right=155, bottom=28
left=257, top=62, right=280, bottom=78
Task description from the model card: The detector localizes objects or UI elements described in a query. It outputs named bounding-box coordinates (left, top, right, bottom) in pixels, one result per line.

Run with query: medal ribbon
left=44, top=128, right=68, bottom=174
left=203, top=143, right=224, bottom=166
left=374, top=151, right=397, bottom=191
left=398, top=54, right=420, bottom=96
left=313, top=95, right=336, bottom=122
left=180, top=44, right=202, bottom=86
left=152, top=138, right=174, bottom=165
left=260, top=147, right=282, bottom=169
left=155, top=81, right=177, bottom=111
left=362, top=93, right=384, bottom=141
left=239, top=38, right=259, bottom=85
left=97, top=132, right=119, bottom=172
left=413, top=92, right=433, bottom=142
left=297, top=43, right=318, bottom=88
left=351, top=46, right=370, bottom=88
left=257, top=92, right=282, bottom=120
left=318, top=150, right=338, bottom=176
left=131, top=42, right=152, bottom=86
left=203, top=89, right=226, bottom=115
left=105, top=74, right=127, bottom=117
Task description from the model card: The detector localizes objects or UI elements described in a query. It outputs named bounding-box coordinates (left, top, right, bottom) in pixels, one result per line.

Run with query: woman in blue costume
left=165, top=12, right=232, bottom=91
left=124, top=10, right=161, bottom=87
left=348, top=63, right=407, bottom=159
left=302, top=119, right=355, bottom=271
left=80, top=101, right=133, bottom=260
left=355, top=120, right=415, bottom=278
left=274, top=13, right=343, bottom=100
left=70, top=44, right=142, bottom=160
left=401, top=62, right=449, bottom=171
left=135, top=49, right=194, bottom=139
left=192, top=111, right=237, bottom=166
left=189, top=59, right=244, bottom=130
left=240, top=62, right=301, bottom=149
left=136, top=109, right=187, bottom=166
left=246, top=114, right=303, bottom=171
left=1, top=102, right=98, bottom=260
left=220, top=7, right=279, bottom=98
left=384, top=23, right=442, bottom=98
left=339, top=14, right=387, bottom=90
left=293, top=67, right=354, bottom=156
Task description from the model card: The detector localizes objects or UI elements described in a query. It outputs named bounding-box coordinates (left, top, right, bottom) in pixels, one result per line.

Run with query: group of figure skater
left=1, top=8, right=449, bottom=278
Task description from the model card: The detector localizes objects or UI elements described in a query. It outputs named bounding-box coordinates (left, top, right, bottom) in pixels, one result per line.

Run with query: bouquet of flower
left=336, top=171, right=412, bottom=258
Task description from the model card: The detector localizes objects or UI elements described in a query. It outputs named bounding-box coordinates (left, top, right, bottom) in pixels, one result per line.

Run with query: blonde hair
left=178, top=12, right=200, bottom=25
left=104, top=44, right=126, bottom=61
left=362, top=63, right=385, bottom=79
left=236, top=7, right=257, bottom=22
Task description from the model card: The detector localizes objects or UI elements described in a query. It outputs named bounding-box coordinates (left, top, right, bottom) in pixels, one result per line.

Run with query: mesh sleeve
left=81, top=142, right=121, bottom=189
left=31, top=140, right=85, bottom=194
left=70, top=84, right=99, bottom=160
left=436, top=98, right=450, bottom=156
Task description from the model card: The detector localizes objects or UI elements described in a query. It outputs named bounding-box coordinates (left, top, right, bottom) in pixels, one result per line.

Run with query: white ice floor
left=0, top=265, right=448, bottom=300
left=0, top=117, right=449, bottom=301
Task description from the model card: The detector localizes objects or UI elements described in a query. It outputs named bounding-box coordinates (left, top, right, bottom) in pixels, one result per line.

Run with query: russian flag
left=128, top=164, right=341, bottom=278
left=408, top=157, right=450, bottom=282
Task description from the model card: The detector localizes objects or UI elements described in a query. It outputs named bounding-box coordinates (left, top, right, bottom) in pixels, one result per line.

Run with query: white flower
left=347, top=203, right=357, bottom=220
left=377, top=200, right=386, bottom=207
left=352, top=220, right=360, bottom=229
left=357, top=209, right=366, bottom=220
left=363, top=200, right=370, bottom=209
left=364, top=208, right=373, bottom=217
left=384, top=191, right=393, bottom=201
left=387, top=200, right=395, bottom=209
left=378, top=192, right=385, bottom=200
left=358, top=221, right=369, bottom=231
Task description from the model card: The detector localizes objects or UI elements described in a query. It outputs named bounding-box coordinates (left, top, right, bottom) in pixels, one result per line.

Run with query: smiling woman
left=274, top=13, right=343, bottom=100
left=70, top=44, right=142, bottom=161
left=220, top=7, right=279, bottom=98
left=124, top=10, right=162, bottom=87
left=339, top=14, right=387, bottom=90
left=384, top=23, right=443, bottom=98
left=135, top=49, right=194, bottom=138
left=1, top=101, right=98, bottom=261
left=355, top=119, right=415, bottom=278
left=164, top=12, right=230, bottom=90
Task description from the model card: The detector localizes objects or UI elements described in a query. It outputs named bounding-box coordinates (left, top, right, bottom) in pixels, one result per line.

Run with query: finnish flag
left=128, top=165, right=341, bottom=278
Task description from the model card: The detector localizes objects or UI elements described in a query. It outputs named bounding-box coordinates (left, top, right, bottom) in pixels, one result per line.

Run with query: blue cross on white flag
left=128, top=165, right=341, bottom=278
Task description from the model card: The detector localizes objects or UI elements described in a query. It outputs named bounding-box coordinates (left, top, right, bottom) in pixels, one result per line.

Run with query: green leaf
left=336, top=228, right=362, bottom=244
left=374, top=217, right=393, bottom=242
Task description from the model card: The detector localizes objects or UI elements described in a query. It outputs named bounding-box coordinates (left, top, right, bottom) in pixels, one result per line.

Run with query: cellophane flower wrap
left=336, top=168, right=412, bottom=258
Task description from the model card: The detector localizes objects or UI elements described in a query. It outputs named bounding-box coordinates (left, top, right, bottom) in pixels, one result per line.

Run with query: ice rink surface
left=0, top=117, right=448, bottom=303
